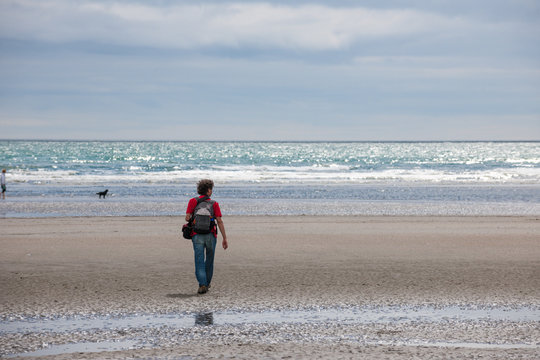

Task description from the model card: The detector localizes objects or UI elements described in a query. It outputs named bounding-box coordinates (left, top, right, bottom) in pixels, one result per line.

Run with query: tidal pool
left=2, top=305, right=539, bottom=334
left=2, top=305, right=539, bottom=358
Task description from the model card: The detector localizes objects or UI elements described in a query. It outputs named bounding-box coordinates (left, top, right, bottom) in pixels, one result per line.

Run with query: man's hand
left=216, top=217, right=228, bottom=250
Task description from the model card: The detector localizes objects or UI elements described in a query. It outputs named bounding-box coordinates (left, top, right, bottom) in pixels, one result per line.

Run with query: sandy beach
left=1, top=216, right=539, bottom=359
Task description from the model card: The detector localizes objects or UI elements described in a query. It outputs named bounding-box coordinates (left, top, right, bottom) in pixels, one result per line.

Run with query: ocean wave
left=7, top=166, right=540, bottom=185
left=3, top=141, right=539, bottom=186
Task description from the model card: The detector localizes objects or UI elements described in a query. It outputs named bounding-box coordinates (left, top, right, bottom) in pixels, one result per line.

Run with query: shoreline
left=3, top=214, right=540, bottom=219
left=2, top=202, right=540, bottom=218
left=1, top=215, right=539, bottom=359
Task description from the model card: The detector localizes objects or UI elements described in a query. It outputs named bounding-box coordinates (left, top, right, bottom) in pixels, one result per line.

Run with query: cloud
left=352, top=56, right=540, bottom=79
left=0, top=0, right=467, bottom=51
left=1, top=1, right=538, bottom=141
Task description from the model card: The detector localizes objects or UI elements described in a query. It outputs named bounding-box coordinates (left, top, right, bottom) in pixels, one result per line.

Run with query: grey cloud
left=0, top=1, right=497, bottom=51
left=1, top=0, right=538, bottom=141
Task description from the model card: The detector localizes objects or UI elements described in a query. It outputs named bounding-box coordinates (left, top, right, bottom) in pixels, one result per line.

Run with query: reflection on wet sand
left=194, top=312, right=214, bottom=326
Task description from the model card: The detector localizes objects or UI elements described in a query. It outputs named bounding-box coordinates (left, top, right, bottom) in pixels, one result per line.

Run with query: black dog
left=96, top=189, right=108, bottom=199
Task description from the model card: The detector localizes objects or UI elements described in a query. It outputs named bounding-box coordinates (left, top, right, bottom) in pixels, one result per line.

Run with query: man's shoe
left=197, top=285, right=207, bottom=294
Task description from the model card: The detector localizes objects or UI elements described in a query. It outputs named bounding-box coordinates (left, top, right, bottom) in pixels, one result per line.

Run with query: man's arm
left=216, top=217, right=228, bottom=250
left=185, top=198, right=196, bottom=222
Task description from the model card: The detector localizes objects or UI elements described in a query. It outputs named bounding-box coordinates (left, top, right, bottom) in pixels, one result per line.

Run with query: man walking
left=1, top=169, right=6, bottom=200
left=185, top=179, right=228, bottom=294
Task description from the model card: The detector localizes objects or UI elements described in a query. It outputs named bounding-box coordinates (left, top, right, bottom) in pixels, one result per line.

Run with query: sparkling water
left=1, top=141, right=539, bottom=217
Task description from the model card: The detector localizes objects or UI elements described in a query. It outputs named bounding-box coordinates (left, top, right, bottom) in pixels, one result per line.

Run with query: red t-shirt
left=186, top=196, right=222, bottom=236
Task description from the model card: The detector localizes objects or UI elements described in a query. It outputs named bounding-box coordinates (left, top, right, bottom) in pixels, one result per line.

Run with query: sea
left=0, top=140, right=539, bottom=217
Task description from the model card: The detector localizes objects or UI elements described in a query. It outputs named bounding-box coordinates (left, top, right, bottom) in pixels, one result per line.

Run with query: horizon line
left=1, top=139, right=539, bottom=143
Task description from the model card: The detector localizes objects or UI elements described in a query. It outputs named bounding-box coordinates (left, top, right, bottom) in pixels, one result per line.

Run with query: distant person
left=185, top=179, right=228, bottom=294
left=1, top=169, right=6, bottom=200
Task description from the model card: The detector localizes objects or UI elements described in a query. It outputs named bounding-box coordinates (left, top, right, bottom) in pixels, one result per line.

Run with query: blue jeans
left=192, top=233, right=217, bottom=287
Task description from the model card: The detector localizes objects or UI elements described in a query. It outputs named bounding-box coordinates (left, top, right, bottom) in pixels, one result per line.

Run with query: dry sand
left=1, top=216, right=539, bottom=359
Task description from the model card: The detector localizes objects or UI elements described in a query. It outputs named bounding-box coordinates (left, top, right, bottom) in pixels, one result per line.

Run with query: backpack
left=192, top=196, right=216, bottom=234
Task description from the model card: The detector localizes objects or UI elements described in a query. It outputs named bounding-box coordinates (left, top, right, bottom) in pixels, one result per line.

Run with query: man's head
left=197, top=179, right=214, bottom=195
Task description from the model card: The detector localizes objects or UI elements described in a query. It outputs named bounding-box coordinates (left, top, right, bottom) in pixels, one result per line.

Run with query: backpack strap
left=196, top=195, right=210, bottom=205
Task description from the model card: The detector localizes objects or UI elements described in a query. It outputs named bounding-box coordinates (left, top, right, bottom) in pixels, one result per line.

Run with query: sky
left=1, top=0, right=539, bottom=141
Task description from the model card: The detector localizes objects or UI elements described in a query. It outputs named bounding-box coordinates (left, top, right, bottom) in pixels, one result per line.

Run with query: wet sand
left=1, top=216, right=539, bottom=359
